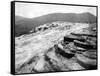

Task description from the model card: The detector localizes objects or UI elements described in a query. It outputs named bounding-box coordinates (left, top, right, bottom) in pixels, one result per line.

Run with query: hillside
left=15, top=13, right=96, bottom=36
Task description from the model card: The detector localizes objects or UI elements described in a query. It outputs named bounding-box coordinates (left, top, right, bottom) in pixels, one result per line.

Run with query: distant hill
left=15, top=13, right=97, bottom=37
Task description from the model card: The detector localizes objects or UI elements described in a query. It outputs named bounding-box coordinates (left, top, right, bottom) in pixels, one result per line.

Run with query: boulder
left=43, top=27, right=48, bottom=30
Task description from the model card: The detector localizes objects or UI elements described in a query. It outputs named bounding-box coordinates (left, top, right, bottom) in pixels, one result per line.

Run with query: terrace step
left=71, top=33, right=97, bottom=37
left=82, top=51, right=97, bottom=59
left=55, top=44, right=75, bottom=59
left=75, top=54, right=97, bottom=69
left=74, top=40, right=96, bottom=49
left=64, top=35, right=85, bottom=42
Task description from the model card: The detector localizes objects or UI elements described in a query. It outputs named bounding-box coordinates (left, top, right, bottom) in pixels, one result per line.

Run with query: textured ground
left=15, top=22, right=97, bottom=74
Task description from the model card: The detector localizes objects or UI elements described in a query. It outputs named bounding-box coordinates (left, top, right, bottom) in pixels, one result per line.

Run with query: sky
left=15, top=2, right=96, bottom=18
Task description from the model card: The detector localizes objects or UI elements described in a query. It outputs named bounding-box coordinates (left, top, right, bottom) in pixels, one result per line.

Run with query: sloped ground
left=15, top=22, right=97, bottom=74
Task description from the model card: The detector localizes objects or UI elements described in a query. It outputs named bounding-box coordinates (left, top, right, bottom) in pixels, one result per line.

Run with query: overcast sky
left=15, top=2, right=96, bottom=18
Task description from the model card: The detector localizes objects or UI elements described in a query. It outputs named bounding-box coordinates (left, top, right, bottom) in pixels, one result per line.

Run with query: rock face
left=15, top=22, right=97, bottom=74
